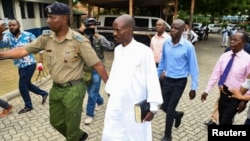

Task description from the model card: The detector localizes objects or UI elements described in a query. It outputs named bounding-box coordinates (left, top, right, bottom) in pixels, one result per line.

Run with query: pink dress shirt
left=150, top=32, right=171, bottom=63
left=205, top=50, right=250, bottom=95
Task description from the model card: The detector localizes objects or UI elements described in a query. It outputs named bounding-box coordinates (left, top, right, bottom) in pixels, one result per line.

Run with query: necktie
left=218, top=53, right=236, bottom=86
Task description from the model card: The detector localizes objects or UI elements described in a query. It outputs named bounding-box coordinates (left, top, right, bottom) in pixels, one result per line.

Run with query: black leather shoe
left=18, top=107, right=33, bottom=114
left=175, top=111, right=184, bottom=128
left=161, top=136, right=172, bottom=141
left=79, top=132, right=88, bottom=141
left=204, top=120, right=216, bottom=126
left=42, top=94, right=48, bottom=105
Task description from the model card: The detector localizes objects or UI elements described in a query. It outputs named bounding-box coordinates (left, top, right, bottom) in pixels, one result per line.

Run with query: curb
left=0, top=75, right=51, bottom=102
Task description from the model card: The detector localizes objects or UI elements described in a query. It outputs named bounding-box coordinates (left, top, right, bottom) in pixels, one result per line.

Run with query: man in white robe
left=102, top=14, right=163, bottom=141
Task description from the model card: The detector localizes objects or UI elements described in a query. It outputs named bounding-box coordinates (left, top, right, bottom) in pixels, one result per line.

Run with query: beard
left=11, top=29, right=20, bottom=36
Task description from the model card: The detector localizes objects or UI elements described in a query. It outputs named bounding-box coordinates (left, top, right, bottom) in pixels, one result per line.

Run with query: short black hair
left=9, top=19, right=20, bottom=25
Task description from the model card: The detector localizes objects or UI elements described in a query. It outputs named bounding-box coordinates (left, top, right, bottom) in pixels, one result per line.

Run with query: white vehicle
left=96, top=15, right=171, bottom=50
left=192, top=23, right=203, bottom=40
left=227, top=23, right=235, bottom=30
left=192, top=23, right=202, bottom=31
left=204, top=24, right=221, bottom=33
left=97, top=15, right=171, bottom=30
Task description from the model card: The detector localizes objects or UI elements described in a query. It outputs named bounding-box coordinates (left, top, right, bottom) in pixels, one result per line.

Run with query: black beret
left=45, top=2, right=70, bottom=15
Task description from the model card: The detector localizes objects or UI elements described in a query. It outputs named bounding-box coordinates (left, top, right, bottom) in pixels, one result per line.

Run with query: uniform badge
left=75, top=35, right=83, bottom=42
left=42, top=30, right=51, bottom=36
left=48, top=7, right=52, bottom=13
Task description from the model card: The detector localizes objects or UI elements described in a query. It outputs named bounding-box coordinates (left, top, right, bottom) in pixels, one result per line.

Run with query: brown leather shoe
left=0, top=105, right=13, bottom=118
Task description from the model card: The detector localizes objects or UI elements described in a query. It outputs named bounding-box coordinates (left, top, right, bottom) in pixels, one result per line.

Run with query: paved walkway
left=0, top=33, right=249, bottom=141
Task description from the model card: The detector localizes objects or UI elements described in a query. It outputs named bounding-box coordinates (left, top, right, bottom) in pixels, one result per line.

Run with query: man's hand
left=159, top=72, right=165, bottom=80
left=143, top=111, right=155, bottom=122
left=189, top=90, right=196, bottom=99
left=0, top=23, right=6, bottom=40
left=201, top=92, right=208, bottom=102
left=94, top=33, right=100, bottom=39
left=237, top=101, right=247, bottom=113
left=79, top=24, right=86, bottom=33
left=0, top=23, right=6, bottom=33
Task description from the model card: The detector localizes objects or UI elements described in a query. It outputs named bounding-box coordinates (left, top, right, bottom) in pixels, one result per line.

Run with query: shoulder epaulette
left=73, top=32, right=83, bottom=42
left=42, top=30, right=51, bottom=36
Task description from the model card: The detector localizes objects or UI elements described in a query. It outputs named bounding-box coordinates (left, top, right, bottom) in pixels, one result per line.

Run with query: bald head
left=115, top=14, right=135, bottom=29
left=155, top=19, right=166, bottom=35
left=156, top=19, right=166, bottom=27
left=173, top=19, right=185, bottom=28
left=112, top=14, right=135, bottom=46
left=170, top=19, right=185, bottom=43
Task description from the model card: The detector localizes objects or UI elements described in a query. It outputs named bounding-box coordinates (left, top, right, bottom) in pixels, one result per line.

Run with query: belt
left=165, top=77, right=187, bottom=80
left=53, top=79, right=83, bottom=88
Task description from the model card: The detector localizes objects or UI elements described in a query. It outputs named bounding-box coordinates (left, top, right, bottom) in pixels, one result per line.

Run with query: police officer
left=79, top=18, right=111, bottom=125
left=0, top=2, right=108, bottom=141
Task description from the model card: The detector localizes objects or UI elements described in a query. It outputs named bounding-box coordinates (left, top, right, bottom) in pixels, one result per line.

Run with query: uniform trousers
left=160, top=77, right=187, bottom=138
left=49, top=81, right=86, bottom=141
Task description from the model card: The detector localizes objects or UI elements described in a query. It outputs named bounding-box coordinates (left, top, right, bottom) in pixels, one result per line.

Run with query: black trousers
left=218, top=91, right=240, bottom=124
left=160, top=77, right=187, bottom=137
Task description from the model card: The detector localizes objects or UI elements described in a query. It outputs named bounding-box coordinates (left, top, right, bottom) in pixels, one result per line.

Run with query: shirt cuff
left=150, top=102, right=158, bottom=111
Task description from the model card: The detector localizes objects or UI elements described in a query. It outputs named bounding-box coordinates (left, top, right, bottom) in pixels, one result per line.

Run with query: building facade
left=0, top=0, right=55, bottom=37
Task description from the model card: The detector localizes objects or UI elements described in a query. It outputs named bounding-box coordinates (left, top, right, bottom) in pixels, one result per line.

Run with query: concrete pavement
left=0, top=33, right=249, bottom=141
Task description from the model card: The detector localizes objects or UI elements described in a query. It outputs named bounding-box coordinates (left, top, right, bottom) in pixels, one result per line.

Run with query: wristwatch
left=150, top=110, right=158, bottom=115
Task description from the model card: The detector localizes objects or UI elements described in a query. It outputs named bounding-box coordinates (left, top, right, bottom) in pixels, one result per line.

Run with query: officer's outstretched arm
left=93, top=61, right=109, bottom=83
left=0, top=47, right=29, bottom=60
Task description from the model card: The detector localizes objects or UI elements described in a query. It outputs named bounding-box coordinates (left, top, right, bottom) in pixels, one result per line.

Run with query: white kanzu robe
left=102, top=39, right=163, bottom=141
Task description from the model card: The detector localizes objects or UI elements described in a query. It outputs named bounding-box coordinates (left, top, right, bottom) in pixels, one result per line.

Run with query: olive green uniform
left=25, top=28, right=99, bottom=141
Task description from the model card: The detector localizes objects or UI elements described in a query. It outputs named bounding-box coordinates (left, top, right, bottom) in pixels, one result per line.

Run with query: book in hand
left=134, top=99, right=150, bottom=123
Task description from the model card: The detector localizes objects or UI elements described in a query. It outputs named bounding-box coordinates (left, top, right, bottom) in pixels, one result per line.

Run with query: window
left=1, top=0, right=14, bottom=19
left=134, top=18, right=148, bottom=27
left=27, top=2, right=34, bottom=18
left=152, top=19, right=157, bottom=27
left=104, top=17, right=116, bottom=26
left=40, top=3, right=49, bottom=18
left=39, top=3, right=43, bottom=18
left=20, top=1, right=26, bottom=19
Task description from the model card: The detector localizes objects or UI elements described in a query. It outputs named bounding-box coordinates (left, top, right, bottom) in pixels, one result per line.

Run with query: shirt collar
left=232, top=49, right=245, bottom=57
left=121, top=38, right=135, bottom=48
left=166, top=36, right=185, bottom=47
left=155, top=32, right=168, bottom=38
left=50, top=28, right=73, bottom=41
